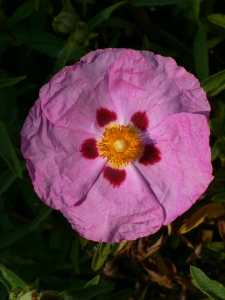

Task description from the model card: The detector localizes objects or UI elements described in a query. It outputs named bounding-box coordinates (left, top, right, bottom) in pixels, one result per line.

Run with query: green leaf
left=209, top=81, right=225, bottom=97
left=207, top=242, right=224, bottom=252
left=63, top=0, right=75, bottom=14
left=70, top=239, right=80, bottom=274
left=0, top=76, right=26, bottom=88
left=159, top=30, right=193, bottom=67
left=0, top=121, right=22, bottom=178
left=88, top=1, right=127, bottom=30
left=207, top=36, right=225, bottom=49
left=131, top=0, right=187, bottom=5
left=211, top=140, right=223, bottom=161
left=0, top=273, right=11, bottom=293
left=0, top=262, right=27, bottom=290
left=201, top=69, right=225, bottom=93
left=0, top=168, right=17, bottom=195
left=193, top=26, right=209, bottom=81
left=208, top=14, right=225, bottom=29
left=212, top=192, right=225, bottom=203
left=7, top=23, right=65, bottom=57
left=104, top=289, right=134, bottom=300
left=109, top=31, right=121, bottom=48
left=92, top=243, right=113, bottom=271
left=65, top=284, right=114, bottom=300
left=193, top=0, right=204, bottom=17
left=51, top=43, right=74, bottom=75
left=209, top=119, right=223, bottom=137
left=22, top=31, right=66, bottom=58
left=28, top=206, right=52, bottom=231
left=10, top=0, right=35, bottom=23
left=0, top=206, right=51, bottom=250
left=0, top=224, right=30, bottom=250
left=85, top=276, right=100, bottom=287
left=190, top=266, right=225, bottom=300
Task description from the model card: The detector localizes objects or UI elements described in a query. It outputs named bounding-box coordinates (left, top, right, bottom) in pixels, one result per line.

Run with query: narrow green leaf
left=0, top=262, right=27, bottom=289
left=0, top=121, right=22, bottom=178
left=209, top=119, right=223, bottom=137
left=212, top=192, right=225, bottom=203
left=207, top=36, right=225, bottom=49
left=28, top=206, right=52, bottom=231
left=159, top=30, right=193, bottom=67
left=193, top=0, right=204, bottom=17
left=0, top=273, right=11, bottom=293
left=0, top=224, right=30, bottom=250
left=71, top=239, right=80, bottom=274
left=23, top=31, right=66, bottom=58
left=0, top=76, right=26, bottom=88
left=0, top=200, right=13, bottom=231
left=8, top=24, right=65, bottom=57
left=104, top=289, right=134, bottom=300
left=190, top=266, right=225, bottom=300
left=208, top=14, right=225, bottom=29
left=92, top=243, right=112, bottom=271
left=10, top=0, right=35, bottom=23
left=0, top=168, right=17, bottom=195
left=51, top=42, right=75, bottom=75
left=109, top=31, right=121, bottom=48
left=85, top=276, right=100, bottom=287
left=0, top=206, right=51, bottom=250
left=201, top=69, right=225, bottom=92
left=193, top=26, right=209, bottom=81
left=88, top=1, right=127, bottom=30
left=209, top=81, right=225, bottom=97
left=63, top=0, right=75, bottom=14
left=207, top=242, right=224, bottom=252
left=211, top=140, right=223, bottom=161
left=131, top=0, right=187, bottom=6
left=65, top=284, right=114, bottom=300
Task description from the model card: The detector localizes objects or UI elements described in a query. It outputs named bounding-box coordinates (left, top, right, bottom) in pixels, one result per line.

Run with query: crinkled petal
left=21, top=100, right=105, bottom=210
left=135, top=112, right=213, bottom=225
left=61, top=164, right=165, bottom=242
left=40, top=49, right=125, bottom=134
left=108, top=49, right=210, bottom=127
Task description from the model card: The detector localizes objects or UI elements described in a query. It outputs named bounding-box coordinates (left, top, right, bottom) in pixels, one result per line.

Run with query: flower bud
left=9, top=287, right=39, bottom=300
left=52, top=12, right=79, bottom=34
left=70, top=22, right=89, bottom=41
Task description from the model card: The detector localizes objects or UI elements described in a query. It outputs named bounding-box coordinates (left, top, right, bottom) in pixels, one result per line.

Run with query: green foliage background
left=0, top=0, right=225, bottom=299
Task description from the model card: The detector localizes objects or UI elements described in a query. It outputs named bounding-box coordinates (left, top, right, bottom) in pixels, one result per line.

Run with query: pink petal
left=108, top=49, right=210, bottom=127
left=135, top=113, right=213, bottom=225
left=40, top=49, right=124, bottom=134
left=61, top=164, right=164, bottom=242
left=21, top=100, right=105, bottom=210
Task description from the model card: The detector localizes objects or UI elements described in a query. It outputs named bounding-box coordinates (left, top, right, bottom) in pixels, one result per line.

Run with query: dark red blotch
left=130, top=111, right=149, bottom=131
left=96, top=107, right=117, bottom=127
left=80, top=138, right=99, bottom=159
left=103, top=166, right=126, bottom=187
left=139, top=144, right=161, bottom=165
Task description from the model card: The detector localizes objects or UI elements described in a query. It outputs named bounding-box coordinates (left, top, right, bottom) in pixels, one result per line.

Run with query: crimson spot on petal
left=103, top=166, right=126, bottom=187
left=139, top=144, right=161, bottom=165
left=96, top=107, right=117, bottom=127
left=131, top=111, right=149, bottom=131
left=80, top=138, right=99, bottom=159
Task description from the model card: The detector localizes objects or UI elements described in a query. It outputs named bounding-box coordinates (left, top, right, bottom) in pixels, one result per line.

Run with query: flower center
left=98, top=125, right=142, bottom=168
left=113, top=139, right=127, bottom=152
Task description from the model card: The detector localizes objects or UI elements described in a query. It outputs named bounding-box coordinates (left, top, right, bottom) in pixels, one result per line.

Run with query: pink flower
left=21, top=49, right=213, bottom=243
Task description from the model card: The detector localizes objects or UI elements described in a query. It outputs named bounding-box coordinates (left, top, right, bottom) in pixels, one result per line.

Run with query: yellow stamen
left=98, top=125, right=142, bottom=168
